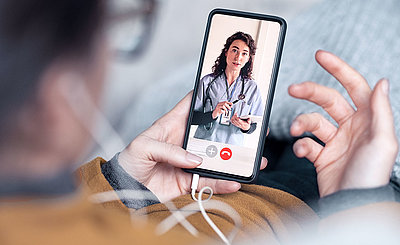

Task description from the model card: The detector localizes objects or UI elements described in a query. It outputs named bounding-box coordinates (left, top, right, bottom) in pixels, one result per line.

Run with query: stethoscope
left=203, top=72, right=246, bottom=130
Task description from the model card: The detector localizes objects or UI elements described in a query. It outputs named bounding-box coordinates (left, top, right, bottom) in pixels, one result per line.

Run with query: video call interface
left=186, top=13, right=282, bottom=177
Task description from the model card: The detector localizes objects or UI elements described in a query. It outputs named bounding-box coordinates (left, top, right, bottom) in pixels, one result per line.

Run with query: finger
left=166, top=91, right=193, bottom=119
left=219, top=101, right=231, bottom=108
left=293, top=137, right=323, bottom=163
left=291, top=112, right=337, bottom=143
left=225, top=102, right=232, bottom=110
left=221, top=105, right=229, bottom=113
left=213, top=109, right=220, bottom=118
left=235, top=122, right=245, bottom=129
left=198, top=177, right=241, bottom=194
left=260, top=157, right=268, bottom=170
left=234, top=119, right=244, bottom=128
left=315, top=50, right=371, bottom=108
left=151, top=91, right=192, bottom=127
left=231, top=114, right=239, bottom=123
left=289, top=81, right=355, bottom=124
left=231, top=119, right=240, bottom=127
left=230, top=114, right=236, bottom=120
left=142, top=138, right=203, bottom=168
left=370, top=79, right=399, bottom=153
left=145, top=92, right=192, bottom=143
left=217, top=107, right=225, bottom=116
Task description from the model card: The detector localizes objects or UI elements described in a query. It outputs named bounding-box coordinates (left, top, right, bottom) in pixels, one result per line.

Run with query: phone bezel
left=183, top=8, right=287, bottom=183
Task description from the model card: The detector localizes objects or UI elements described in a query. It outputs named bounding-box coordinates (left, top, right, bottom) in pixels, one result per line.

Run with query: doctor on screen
left=192, top=32, right=264, bottom=146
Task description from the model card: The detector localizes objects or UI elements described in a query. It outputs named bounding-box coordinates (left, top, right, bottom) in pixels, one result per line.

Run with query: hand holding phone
left=118, top=92, right=246, bottom=202
left=118, top=91, right=268, bottom=202
left=184, top=9, right=286, bottom=183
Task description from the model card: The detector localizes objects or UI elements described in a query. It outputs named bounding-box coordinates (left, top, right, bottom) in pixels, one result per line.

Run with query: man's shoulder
left=0, top=190, right=200, bottom=244
left=78, top=157, right=107, bottom=187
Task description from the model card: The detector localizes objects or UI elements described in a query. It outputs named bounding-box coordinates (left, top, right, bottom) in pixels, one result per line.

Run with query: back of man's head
left=0, top=0, right=104, bottom=133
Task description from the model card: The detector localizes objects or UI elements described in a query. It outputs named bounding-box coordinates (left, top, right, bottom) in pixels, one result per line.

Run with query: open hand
left=118, top=92, right=267, bottom=202
left=289, top=50, right=398, bottom=197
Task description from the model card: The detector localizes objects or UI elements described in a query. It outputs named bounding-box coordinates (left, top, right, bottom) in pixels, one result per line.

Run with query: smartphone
left=183, top=9, right=286, bottom=183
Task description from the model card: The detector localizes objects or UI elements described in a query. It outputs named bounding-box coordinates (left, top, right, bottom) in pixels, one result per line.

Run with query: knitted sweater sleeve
left=101, top=153, right=160, bottom=209
left=318, top=183, right=400, bottom=218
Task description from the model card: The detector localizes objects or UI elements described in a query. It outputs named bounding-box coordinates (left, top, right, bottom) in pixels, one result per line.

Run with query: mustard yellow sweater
left=1, top=158, right=399, bottom=244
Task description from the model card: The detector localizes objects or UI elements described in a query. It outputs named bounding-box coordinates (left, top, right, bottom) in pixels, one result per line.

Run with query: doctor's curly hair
left=212, top=31, right=256, bottom=80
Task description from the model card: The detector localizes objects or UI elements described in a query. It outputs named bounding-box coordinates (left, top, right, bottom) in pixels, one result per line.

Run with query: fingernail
left=291, top=120, right=301, bottom=130
left=289, top=84, right=301, bottom=93
left=381, top=78, right=389, bottom=95
left=233, top=182, right=241, bottom=190
left=186, top=152, right=202, bottom=165
left=293, top=143, right=304, bottom=156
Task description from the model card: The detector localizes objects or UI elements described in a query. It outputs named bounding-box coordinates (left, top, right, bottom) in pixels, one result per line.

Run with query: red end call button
left=220, top=147, right=232, bottom=160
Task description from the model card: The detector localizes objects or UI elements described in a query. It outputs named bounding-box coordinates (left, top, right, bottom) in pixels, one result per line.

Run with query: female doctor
left=192, top=32, right=264, bottom=146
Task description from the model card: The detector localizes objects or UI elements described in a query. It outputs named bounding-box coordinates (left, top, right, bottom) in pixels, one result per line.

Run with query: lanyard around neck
left=223, top=73, right=240, bottom=102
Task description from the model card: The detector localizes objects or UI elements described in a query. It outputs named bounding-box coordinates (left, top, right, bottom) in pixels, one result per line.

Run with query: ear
left=35, top=63, right=93, bottom=161
left=35, top=62, right=88, bottom=134
left=19, top=62, right=66, bottom=130
left=38, top=62, right=76, bottom=109
left=12, top=62, right=86, bottom=162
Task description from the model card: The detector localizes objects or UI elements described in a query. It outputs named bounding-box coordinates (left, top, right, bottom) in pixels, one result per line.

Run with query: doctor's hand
left=231, top=113, right=251, bottom=131
left=212, top=101, right=232, bottom=119
left=118, top=92, right=268, bottom=202
left=289, top=50, right=398, bottom=197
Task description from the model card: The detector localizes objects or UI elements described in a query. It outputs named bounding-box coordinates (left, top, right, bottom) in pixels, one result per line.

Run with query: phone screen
left=184, top=9, right=286, bottom=182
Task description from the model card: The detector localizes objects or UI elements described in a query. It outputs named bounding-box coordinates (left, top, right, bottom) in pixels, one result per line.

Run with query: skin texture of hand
left=212, top=101, right=232, bottom=119
left=231, top=113, right=251, bottom=131
left=118, top=92, right=268, bottom=202
left=289, top=50, right=399, bottom=197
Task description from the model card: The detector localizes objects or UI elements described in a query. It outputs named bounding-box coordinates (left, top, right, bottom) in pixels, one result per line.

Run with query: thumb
left=370, top=79, right=397, bottom=142
left=370, top=79, right=399, bottom=172
left=146, top=139, right=203, bottom=168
